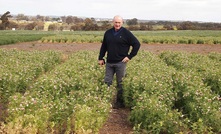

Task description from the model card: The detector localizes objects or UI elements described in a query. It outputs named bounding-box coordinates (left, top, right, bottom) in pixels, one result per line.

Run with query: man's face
left=113, top=17, right=123, bottom=31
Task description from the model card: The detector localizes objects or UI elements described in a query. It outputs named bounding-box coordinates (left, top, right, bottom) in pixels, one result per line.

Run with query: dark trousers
left=105, top=62, right=126, bottom=103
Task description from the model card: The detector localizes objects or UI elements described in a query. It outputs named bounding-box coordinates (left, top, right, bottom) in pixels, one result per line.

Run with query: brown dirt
left=0, top=42, right=221, bottom=134
left=1, top=42, right=221, bottom=54
left=99, top=108, right=133, bottom=134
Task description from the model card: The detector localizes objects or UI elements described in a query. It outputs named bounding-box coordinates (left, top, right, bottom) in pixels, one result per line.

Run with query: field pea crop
left=0, top=49, right=220, bottom=133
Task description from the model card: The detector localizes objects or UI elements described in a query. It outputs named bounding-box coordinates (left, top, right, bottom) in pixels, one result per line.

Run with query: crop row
left=0, top=49, right=62, bottom=101
left=0, top=31, right=54, bottom=45
left=40, top=34, right=221, bottom=45
left=160, top=51, right=221, bottom=96
left=124, top=51, right=221, bottom=133
left=1, top=30, right=221, bottom=45
left=41, top=35, right=103, bottom=43
left=0, top=50, right=112, bottom=133
left=0, top=49, right=220, bottom=133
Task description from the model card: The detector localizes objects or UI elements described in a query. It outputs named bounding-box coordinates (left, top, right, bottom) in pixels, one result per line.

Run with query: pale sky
left=0, top=0, right=220, bottom=23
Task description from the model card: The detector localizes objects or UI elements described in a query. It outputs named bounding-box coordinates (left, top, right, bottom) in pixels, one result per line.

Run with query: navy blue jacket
left=98, top=27, right=140, bottom=63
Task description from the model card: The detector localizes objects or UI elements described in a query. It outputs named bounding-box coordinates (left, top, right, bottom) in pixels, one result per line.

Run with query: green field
left=1, top=30, right=221, bottom=45
left=0, top=30, right=53, bottom=45
left=0, top=30, right=221, bottom=133
left=0, top=49, right=220, bottom=133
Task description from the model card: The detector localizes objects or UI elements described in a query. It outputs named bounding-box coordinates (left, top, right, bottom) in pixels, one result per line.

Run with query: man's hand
left=122, top=57, right=130, bottom=63
left=98, top=60, right=105, bottom=65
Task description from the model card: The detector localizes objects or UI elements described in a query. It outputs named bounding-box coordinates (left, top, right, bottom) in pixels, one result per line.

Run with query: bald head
left=113, top=15, right=123, bottom=22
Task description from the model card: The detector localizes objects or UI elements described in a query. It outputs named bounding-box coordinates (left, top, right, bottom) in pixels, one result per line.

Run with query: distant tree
left=66, top=16, right=73, bottom=25
left=127, top=25, right=139, bottom=31
left=25, top=22, right=37, bottom=30
left=91, top=17, right=96, bottom=23
left=45, top=16, right=51, bottom=21
left=84, top=18, right=93, bottom=25
left=139, top=23, right=147, bottom=30
left=139, top=22, right=153, bottom=30
left=70, top=24, right=83, bottom=31
left=16, top=14, right=29, bottom=21
left=126, top=18, right=138, bottom=26
left=163, top=24, right=174, bottom=30
left=100, top=21, right=112, bottom=30
left=60, top=16, right=67, bottom=23
left=177, top=21, right=194, bottom=30
left=52, top=17, right=61, bottom=22
left=36, top=15, right=45, bottom=21
left=0, top=11, right=12, bottom=30
left=83, top=18, right=99, bottom=30
left=73, top=16, right=83, bottom=23
left=48, top=24, right=57, bottom=31
left=194, top=22, right=221, bottom=30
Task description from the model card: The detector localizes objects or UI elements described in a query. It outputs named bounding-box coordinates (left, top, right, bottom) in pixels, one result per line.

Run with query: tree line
left=1, top=11, right=221, bottom=31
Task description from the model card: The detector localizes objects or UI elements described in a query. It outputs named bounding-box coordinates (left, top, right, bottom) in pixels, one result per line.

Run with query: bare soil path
left=1, top=42, right=221, bottom=54
left=0, top=42, right=221, bottom=134
left=99, top=108, right=133, bottom=134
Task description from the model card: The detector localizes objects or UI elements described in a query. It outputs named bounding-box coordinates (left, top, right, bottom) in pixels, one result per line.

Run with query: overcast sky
left=0, top=0, right=220, bottom=23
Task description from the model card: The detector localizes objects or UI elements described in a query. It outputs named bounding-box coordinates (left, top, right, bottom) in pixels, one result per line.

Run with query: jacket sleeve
left=98, top=35, right=107, bottom=60
left=127, top=31, right=140, bottom=59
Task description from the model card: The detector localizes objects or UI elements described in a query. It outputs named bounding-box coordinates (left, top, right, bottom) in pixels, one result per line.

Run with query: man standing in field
left=98, top=15, right=140, bottom=108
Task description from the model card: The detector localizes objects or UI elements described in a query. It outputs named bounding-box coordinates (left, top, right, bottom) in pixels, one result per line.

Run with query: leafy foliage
left=124, top=51, right=221, bottom=133
left=0, top=49, right=220, bottom=133
left=0, top=50, right=112, bottom=133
